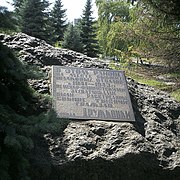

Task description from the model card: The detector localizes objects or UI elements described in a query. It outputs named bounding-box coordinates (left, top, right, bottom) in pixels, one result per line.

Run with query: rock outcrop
left=40, top=80, right=179, bottom=180
left=1, top=33, right=180, bottom=180
left=1, top=33, right=108, bottom=68
left=1, top=33, right=109, bottom=95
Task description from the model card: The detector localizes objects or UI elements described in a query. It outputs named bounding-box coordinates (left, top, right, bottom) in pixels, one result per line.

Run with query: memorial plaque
left=52, top=66, right=135, bottom=122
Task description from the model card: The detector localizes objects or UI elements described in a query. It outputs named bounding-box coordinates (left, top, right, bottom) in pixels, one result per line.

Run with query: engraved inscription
left=52, top=66, right=135, bottom=122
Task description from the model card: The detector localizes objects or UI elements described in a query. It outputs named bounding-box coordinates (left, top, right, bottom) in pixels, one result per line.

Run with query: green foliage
left=11, top=0, right=26, bottom=30
left=24, top=64, right=46, bottom=79
left=0, top=105, right=31, bottom=180
left=96, top=0, right=132, bottom=58
left=0, top=6, right=17, bottom=33
left=171, top=89, right=180, bottom=102
left=130, top=1, right=180, bottom=68
left=62, top=23, right=83, bottom=52
left=96, top=0, right=180, bottom=69
left=129, top=0, right=180, bottom=20
left=12, top=0, right=26, bottom=15
left=0, top=105, right=69, bottom=180
left=142, top=0, right=180, bottom=20
left=51, top=0, right=67, bottom=43
left=80, top=0, right=99, bottom=57
left=0, top=43, right=69, bottom=179
left=0, top=42, right=31, bottom=112
left=54, top=41, right=62, bottom=48
left=20, top=0, right=49, bottom=40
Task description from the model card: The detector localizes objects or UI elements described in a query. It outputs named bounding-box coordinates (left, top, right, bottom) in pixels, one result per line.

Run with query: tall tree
left=0, top=6, right=17, bottom=32
left=62, top=23, right=83, bottom=52
left=12, top=0, right=26, bottom=29
left=12, top=0, right=26, bottom=12
left=51, top=0, right=67, bottom=43
left=96, top=0, right=180, bottom=69
left=21, top=0, right=49, bottom=40
left=96, top=0, right=131, bottom=58
left=130, top=0, right=180, bottom=20
left=80, top=0, right=99, bottom=57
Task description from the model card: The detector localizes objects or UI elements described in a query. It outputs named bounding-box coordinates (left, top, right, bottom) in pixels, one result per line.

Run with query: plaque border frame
left=52, top=65, right=135, bottom=122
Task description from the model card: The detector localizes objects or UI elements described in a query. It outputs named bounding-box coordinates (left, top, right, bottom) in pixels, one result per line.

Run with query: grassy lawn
left=110, top=62, right=180, bottom=102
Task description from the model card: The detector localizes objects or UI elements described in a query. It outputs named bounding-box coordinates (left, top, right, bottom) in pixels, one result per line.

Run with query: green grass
left=137, top=79, right=166, bottom=88
left=171, top=89, right=180, bottom=102
left=110, top=62, right=180, bottom=102
left=125, top=70, right=169, bottom=89
left=164, top=72, right=180, bottom=78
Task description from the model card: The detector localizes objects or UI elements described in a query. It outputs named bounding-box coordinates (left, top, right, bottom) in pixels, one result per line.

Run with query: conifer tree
left=62, top=23, right=83, bottom=52
left=0, top=42, right=69, bottom=179
left=80, top=0, right=99, bottom=57
left=12, top=0, right=26, bottom=24
left=51, top=0, right=67, bottom=43
left=0, top=6, right=16, bottom=31
left=21, top=0, right=49, bottom=40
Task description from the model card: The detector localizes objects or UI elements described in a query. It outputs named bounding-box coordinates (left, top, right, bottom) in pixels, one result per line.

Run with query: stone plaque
left=52, top=66, right=135, bottom=122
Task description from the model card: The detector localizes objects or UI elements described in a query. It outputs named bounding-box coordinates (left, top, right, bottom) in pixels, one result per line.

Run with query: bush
left=0, top=42, right=69, bottom=179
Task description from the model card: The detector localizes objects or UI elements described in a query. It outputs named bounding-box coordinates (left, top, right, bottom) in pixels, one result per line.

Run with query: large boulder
left=1, top=33, right=108, bottom=69
left=1, top=33, right=180, bottom=180
left=36, top=80, right=179, bottom=180
left=1, top=33, right=109, bottom=95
